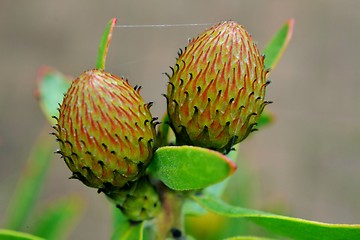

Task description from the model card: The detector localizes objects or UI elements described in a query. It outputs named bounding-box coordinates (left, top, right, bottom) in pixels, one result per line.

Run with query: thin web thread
left=115, top=23, right=214, bottom=28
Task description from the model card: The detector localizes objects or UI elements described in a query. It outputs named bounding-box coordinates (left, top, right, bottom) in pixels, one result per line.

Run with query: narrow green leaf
left=0, top=229, right=44, bottom=240
left=193, top=195, right=360, bottom=240
left=263, top=18, right=294, bottom=70
left=224, top=237, right=275, bottom=240
left=96, top=18, right=117, bottom=70
left=112, top=221, right=144, bottom=240
left=112, top=205, right=128, bottom=236
left=183, top=199, right=207, bottom=216
left=31, top=196, right=85, bottom=239
left=4, top=128, right=56, bottom=230
left=186, top=235, right=196, bottom=240
left=217, top=152, right=256, bottom=236
left=148, top=146, right=237, bottom=191
left=36, top=66, right=71, bottom=125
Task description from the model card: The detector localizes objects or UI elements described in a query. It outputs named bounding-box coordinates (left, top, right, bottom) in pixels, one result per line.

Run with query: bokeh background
left=1, top=0, right=359, bottom=239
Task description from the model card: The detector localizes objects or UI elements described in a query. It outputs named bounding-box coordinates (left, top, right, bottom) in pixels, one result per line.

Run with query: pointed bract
left=166, top=21, right=270, bottom=153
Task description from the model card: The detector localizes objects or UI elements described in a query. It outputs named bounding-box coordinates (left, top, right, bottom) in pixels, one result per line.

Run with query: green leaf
left=184, top=143, right=243, bottom=216
left=193, top=195, right=360, bottom=240
left=4, top=128, right=56, bottom=230
left=203, top=148, right=238, bottom=198
left=112, top=205, right=128, bottom=235
left=257, top=111, right=274, bottom=129
left=111, top=206, right=145, bottom=240
left=0, top=229, right=44, bottom=240
left=224, top=237, right=275, bottom=240
left=263, top=18, right=294, bottom=70
left=96, top=18, right=117, bottom=70
left=148, top=146, right=237, bottom=191
left=36, top=66, right=71, bottom=125
left=218, top=153, right=256, bottom=236
left=112, top=221, right=144, bottom=240
left=186, top=235, right=196, bottom=240
left=183, top=198, right=207, bottom=216
left=31, top=196, right=85, bottom=239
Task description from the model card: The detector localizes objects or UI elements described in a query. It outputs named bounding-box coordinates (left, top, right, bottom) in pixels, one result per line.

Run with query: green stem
left=96, top=18, right=117, bottom=70
left=155, top=184, right=185, bottom=240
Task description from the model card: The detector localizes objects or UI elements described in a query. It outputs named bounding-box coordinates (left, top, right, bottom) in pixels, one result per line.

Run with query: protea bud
left=104, top=176, right=161, bottom=222
left=166, top=21, right=270, bottom=153
left=53, top=69, right=156, bottom=189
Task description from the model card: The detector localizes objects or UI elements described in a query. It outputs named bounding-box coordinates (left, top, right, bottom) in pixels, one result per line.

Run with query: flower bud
left=166, top=21, right=270, bottom=153
left=54, top=69, right=156, bottom=189
left=105, top=176, right=161, bottom=222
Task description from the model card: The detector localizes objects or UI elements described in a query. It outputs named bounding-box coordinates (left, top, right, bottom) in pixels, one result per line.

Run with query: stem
left=155, top=184, right=185, bottom=240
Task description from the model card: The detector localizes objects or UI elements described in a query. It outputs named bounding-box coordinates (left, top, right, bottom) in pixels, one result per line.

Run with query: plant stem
left=154, top=184, right=185, bottom=240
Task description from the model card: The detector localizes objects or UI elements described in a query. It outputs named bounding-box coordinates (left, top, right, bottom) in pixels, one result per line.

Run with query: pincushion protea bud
left=104, top=176, right=161, bottom=222
left=53, top=69, right=156, bottom=189
left=166, top=21, right=271, bottom=153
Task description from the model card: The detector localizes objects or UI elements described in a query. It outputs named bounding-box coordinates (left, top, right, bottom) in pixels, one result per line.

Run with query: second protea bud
left=104, top=176, right=161, bottom=222
left=54, top=69, right=156, bottom=190
left=166, top=21, right=270, bottom=153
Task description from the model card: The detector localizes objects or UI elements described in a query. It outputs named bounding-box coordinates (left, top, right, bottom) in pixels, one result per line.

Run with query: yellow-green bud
left=54, top=69, right=156, bottom=189
left=166, top=21, right=270, bottom=153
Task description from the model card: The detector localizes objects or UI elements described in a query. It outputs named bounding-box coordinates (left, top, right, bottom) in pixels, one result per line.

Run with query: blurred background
left=0, top=0, right=359, bottom=239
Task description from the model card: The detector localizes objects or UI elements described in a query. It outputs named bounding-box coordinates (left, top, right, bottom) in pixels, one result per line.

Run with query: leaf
left=148, top=146, right=237, bottom=191
left=111, top=221, right=144, bottom=240
left=217, top=154, right=256, bottom=236
left=183, top=198, right=207, bottom=216
left=186, top=235, right=196, bottom=240
left=31, top=196, right=85, bottom=240
left=111, top=206, right=145, bottom=240
left=112, top=205, right=128, bottom=236
left=203, top=148, right=238, bottom=198
left=4, top=128, right=56, bottom=230
left=96, top=18, right=117, bottom=70
left=184, top=147, right=239, bottom=217
left=0, top=229, right=44, bottom=240
left=183, top=143, right=245, bottom=215
left=36, top=66, right=71, bottom=125
left=263, top=18, right=294, bottom=70
left=193, top=194, right=360, bottom=240
left=257, top=111, right=274, bottom=129
left=224, top=237, right=275, bottom=240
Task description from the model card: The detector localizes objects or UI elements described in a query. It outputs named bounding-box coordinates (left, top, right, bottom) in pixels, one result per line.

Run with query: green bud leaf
left=257, top=110, right=274, bottom=129
left=183, top=199, right=207, bottom=216
left=0, top=229, right=44, bottom=240
left=224, top=237, right=276, bottom=240
left=148, top=146, right=237, bottom=191
left=96, top=18, right=117, bottom=70
left=36, top=66, right=71, bottom=125
left=111, top=221, right=144, bottom=240
left=263, top=18, right=294, bottom=70
left=193, top=194, right=360, bottom=240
